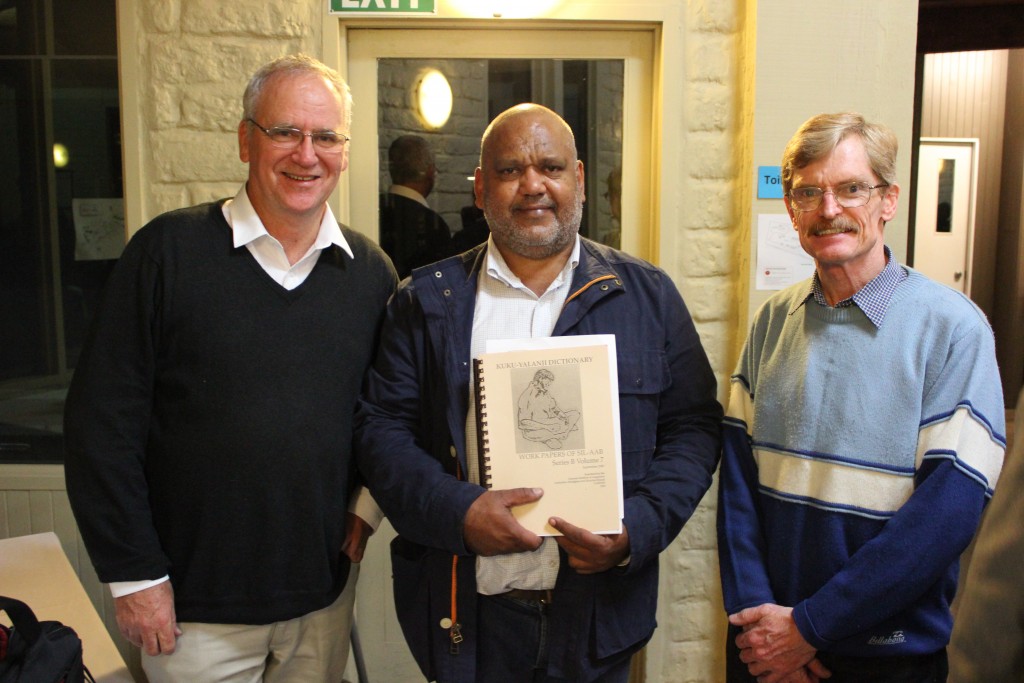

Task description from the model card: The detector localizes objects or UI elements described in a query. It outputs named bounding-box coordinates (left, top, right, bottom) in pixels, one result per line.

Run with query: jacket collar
left=410, top=236, right=625, bottom=325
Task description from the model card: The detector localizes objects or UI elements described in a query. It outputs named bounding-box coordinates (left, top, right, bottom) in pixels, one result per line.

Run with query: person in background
left=356, top=103, right=722, bottom=682
left=717, top=112, right=1005, bottom=683
left=64, top=53, right=396, bottom=683
left=379, top=134, right=453, bottom=278
left=947, top=385, right=1024, bottom=682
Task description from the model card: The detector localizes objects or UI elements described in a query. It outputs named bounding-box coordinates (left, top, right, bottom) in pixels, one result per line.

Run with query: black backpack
left=0, top=596, right=93, bottom=683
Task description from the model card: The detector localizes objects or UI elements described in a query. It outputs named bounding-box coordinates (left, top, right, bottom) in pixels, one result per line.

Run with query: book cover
left=474, top=335, right=623, bottom=536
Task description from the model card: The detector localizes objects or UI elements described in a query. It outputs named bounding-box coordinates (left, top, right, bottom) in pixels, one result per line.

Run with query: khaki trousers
left=143, top=564, right=358, bottom=683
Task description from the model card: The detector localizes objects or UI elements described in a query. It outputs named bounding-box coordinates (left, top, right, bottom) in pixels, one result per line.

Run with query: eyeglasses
left=788, top=181, right=889, bottom=211
left=246, top=118, right=350, bottom=152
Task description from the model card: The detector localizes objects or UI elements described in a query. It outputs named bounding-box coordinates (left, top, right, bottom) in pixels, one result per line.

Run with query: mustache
left=809, top=217, right=859, bottom=236
left=512, top=201, right=555, bottom=211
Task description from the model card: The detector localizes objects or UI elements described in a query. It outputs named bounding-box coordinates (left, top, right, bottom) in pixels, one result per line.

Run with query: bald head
left=479, top=104, right=578, bottom=168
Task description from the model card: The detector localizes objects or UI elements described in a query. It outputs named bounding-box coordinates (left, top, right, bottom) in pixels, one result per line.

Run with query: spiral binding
left=473, top=357, right=493, bottom=488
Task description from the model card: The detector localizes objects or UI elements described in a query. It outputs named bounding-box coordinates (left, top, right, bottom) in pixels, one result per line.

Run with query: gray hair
left=781, top=112, right=898, bottom=194
left=242, top=53, right=352, bottom=131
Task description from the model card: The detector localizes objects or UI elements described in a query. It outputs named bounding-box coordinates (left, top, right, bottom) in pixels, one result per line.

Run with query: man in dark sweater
left=64, top=54, right=396, bottom=682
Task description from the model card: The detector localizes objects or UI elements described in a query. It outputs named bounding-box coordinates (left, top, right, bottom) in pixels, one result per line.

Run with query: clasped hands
left=730, top=604, right=831, bottom=683
left=462, top=487, right=629, bottom=573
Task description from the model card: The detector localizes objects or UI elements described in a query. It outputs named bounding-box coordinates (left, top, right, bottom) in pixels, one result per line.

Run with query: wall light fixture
left=415, top=68, right=453, bottom=129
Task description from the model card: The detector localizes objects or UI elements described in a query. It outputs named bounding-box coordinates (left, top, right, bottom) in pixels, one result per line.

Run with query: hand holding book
left=462, top=487, right=544, bottom=556
left=549, top=516, right=631, bottom=573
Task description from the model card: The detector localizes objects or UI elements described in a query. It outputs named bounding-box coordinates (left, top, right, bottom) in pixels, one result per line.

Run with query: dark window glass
left=52, top=58, right=120, bottom=368
left=0, top=0, right=46, bottom=55
left=0, top=59, right=51, bottom=381
left=0, top=0, right=119, bottom=463
left=53, top=0, right=116, bottom=55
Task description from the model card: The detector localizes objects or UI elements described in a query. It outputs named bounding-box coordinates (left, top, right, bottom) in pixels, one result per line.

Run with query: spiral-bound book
left=473, top=334, right=623, bottom=536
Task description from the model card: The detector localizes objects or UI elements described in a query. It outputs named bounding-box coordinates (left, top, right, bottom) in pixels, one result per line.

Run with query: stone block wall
left=634, top=2, right=748, bottom=679
left=126, top=0, right=324, bottom=216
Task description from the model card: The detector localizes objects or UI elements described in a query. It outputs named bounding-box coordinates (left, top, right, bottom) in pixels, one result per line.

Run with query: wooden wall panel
left=919, top=50, right=1009, bottom=319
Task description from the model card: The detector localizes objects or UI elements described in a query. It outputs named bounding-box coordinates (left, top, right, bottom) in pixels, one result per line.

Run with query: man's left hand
left=730, top=604, right=827, bottom=683
left=549, top=517, right=629, bottom=573
left=341, top=512, right=373, bottom=563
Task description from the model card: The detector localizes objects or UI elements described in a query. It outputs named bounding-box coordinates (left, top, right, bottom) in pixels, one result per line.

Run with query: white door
left=912, top=138, right=979, bottom=293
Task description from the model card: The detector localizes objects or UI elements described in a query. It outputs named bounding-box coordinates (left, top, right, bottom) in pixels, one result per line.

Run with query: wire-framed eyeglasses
left=788, top=181, right=889, bottom=211
left=247, top=118, right=350, bottom=152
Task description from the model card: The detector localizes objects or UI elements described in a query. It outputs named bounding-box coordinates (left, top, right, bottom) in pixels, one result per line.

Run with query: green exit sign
left=329, top=0, right=436, bottom=14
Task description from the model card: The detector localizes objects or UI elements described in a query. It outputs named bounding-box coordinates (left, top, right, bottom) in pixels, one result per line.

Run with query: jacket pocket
left=593, top=558, right=658, bottom=658
left=617, top=350, right=670, bottom=482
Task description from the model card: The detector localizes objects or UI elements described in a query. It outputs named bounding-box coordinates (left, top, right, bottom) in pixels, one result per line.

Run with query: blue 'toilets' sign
left=330, top=0, right=436, bottom=14
left=758, top=166, right=784, bottom=199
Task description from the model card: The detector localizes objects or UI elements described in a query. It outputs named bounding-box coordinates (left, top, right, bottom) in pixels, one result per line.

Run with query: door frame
left=321, top=1, right=685, bottom=266
left=342, top=27, right=654, bottom=260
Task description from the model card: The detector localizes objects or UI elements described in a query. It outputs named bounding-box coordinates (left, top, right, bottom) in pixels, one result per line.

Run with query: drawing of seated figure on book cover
left=516, top=368, right=582, bottom=450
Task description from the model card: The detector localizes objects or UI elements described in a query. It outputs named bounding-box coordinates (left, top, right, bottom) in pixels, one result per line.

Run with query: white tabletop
left=0, top=532, right=134, bottom=682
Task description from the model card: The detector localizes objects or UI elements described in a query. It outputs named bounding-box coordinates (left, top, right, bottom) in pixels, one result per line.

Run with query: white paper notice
left=756, top=213, right=815, bottom=290
left=72, top=198, right=125, bottom=261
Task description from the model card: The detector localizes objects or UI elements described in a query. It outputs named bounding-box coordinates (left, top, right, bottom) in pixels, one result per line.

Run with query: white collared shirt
left=224, top=184, right=352, bottom=289
left=467, top=235, right=581, bottom=595
left=386, top=184, right=430, bottom=209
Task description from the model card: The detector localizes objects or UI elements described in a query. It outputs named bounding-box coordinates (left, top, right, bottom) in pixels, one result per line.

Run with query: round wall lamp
left=53, top=143, right=70, bottom=168
left=415, top=68, right=453, bottom=130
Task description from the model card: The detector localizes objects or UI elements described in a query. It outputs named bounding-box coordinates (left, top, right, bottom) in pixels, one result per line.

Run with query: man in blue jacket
left=356, top=103, right=722, bottom=682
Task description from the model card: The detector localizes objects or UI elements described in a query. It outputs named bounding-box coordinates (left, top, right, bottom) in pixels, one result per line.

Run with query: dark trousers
left=477, top=593, right=632, bottom=683
left=726, top=624, right=948, bottom=682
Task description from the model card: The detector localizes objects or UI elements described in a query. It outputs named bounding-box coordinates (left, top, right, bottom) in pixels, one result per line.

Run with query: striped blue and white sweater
left=718, top=266, right=1005, bottom=658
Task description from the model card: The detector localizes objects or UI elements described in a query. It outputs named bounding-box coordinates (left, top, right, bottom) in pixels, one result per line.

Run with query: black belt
left=501, top=589, right=554, bottom=604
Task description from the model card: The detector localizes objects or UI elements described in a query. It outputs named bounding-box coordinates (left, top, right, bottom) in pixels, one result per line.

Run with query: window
left=0, top=0, right=120, bottom=462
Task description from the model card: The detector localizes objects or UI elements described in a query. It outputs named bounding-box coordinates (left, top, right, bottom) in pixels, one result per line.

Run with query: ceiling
left=918, top=0, right=1024, bottom=52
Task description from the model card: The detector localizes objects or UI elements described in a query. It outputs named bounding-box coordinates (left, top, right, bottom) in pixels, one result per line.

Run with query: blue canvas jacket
left=356, top=238, right=722, bottom=682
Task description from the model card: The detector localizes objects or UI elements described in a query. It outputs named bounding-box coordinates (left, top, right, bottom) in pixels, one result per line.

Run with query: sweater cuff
left=792, top=600, right=832, bottom=651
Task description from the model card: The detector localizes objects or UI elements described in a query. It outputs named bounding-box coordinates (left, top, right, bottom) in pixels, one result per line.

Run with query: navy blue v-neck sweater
left=65, top=200, right=396, bottom=624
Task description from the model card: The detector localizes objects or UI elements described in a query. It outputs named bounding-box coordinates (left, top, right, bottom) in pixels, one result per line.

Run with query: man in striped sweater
left=717, top=112, right=1005, bottom=683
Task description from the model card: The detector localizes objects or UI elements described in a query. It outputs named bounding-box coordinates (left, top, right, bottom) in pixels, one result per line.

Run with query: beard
left=484, top=188, right=583, bottom=260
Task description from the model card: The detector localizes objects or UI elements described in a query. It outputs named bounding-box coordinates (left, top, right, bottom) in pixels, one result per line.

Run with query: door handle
left=954, top=271, right=963, bottom=281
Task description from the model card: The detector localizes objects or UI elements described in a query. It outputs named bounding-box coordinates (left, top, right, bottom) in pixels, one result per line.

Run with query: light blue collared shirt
left=802, top=245, right=908, bottom=329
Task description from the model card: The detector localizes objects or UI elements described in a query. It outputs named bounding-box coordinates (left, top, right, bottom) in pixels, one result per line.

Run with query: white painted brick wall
left=646, top=2, right=746, bottom=681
